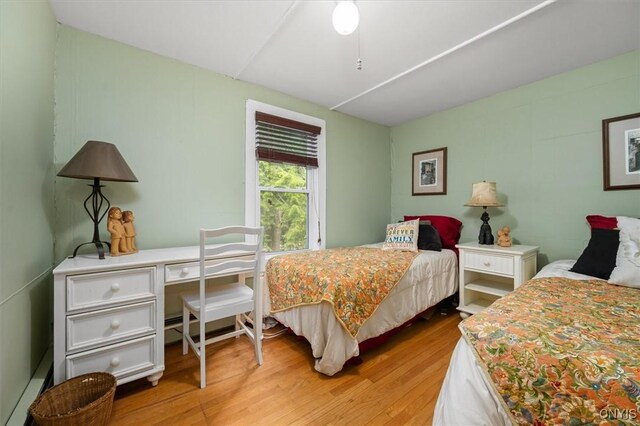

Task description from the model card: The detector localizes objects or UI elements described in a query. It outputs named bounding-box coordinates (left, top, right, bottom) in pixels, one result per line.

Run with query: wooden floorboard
left=110, top=308, right=461, bottom=425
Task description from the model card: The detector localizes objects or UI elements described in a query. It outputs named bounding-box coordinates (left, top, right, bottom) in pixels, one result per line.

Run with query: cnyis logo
left=599, top=408, right=638, bottom=421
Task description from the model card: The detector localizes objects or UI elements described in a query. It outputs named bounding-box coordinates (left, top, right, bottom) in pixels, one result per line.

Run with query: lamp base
left=70, top=240, right=112, bottom=260
left=69, top=178, right=112, bottom=259
left=478, top=208, right=494, bottom=245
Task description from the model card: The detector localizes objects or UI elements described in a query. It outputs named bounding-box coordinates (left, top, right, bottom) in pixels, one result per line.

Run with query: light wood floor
left=111, top=309, right=461, bottom=425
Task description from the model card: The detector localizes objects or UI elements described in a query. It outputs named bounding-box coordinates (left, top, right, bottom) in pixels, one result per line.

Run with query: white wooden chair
left=181, top=226, right=264, bottom=388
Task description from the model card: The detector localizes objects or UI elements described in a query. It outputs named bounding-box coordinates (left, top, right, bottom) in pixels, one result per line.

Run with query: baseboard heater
left=7, top=348, right=53, bottom=426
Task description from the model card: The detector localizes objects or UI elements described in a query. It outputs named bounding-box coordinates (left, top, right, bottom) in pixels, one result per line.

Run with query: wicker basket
left=29, top=372, right=116, bottom=426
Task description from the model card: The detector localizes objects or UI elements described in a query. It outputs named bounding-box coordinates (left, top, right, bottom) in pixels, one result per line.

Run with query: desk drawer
left=66, top=335, right=156, bottom=380
left=67, top=301, right=156, bottom=353
left=465, top=252, right=514, bottom=276
left=165, top=255, right=254, bottom=284
left=67, top=267, right=156, bottom=312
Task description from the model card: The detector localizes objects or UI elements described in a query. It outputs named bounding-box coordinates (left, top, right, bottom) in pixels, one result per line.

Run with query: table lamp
left=465, top=181, right=503, bottom=245
left=57, top=141, right=138, bottom=259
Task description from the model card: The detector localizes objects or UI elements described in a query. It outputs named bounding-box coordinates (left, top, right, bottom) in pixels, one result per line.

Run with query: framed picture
left=602, top=112, right=640, bottom=191
left=412, top=147, right=447, bottom=195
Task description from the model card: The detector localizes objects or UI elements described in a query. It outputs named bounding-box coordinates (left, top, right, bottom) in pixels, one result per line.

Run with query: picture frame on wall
left=412, top=147, right=447, bottom=195
left=603, top=112, right=640, bottom=191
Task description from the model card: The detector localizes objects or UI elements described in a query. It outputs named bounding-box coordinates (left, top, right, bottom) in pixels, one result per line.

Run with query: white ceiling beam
left=233, top=0, right=299, bottom=80
left=330, top=0, right=559, bottom=111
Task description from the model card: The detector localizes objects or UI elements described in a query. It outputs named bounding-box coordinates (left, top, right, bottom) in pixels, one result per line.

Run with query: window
left=245, top=100, right=326, bottom=254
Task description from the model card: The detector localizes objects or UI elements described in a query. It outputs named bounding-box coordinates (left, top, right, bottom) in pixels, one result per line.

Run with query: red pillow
left=586, top=215, right=617, bottom=229
left=404, top=215, right=463, bottom=252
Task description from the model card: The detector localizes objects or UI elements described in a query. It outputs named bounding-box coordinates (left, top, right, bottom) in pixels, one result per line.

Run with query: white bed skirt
left=434, top=338, right=510, bottom=425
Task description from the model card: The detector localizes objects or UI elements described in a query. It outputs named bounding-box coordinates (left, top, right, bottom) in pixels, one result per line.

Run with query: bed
left=434, top=259, right=640, bottom=425
left=264, top=242, right=458, bottom=376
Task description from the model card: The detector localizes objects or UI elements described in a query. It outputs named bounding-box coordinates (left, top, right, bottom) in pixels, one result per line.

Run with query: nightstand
left=456, top=241, right=538, bottom=317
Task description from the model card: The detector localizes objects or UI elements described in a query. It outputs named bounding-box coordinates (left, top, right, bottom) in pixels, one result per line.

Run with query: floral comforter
left=460, top=277, right=640, bottom=425
left=267, top=247, right=417, bottom=338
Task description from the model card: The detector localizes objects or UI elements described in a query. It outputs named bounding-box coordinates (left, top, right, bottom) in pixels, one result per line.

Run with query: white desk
left=53, top=246, right=252, bottom=386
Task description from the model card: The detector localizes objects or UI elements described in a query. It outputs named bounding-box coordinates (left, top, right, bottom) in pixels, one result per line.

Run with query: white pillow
left=608, top=216, right=640, bottom=288
left=382, top=219, right=419, bottom=252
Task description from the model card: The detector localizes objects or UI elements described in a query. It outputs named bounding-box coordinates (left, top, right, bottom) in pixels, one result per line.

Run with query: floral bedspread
left=460, top=277, right=640, bottom=425
left=267, top=247, right=418, bottom=338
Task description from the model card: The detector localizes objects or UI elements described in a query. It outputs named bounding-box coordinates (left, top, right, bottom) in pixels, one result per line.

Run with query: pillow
left=418, top=221, right=442, bottom=251
left=404, top=215, right=462, bottom=251
left=608, top=216, right=640, bottom=288
left=569, top=228, right=620, bottom=279
left=586, top=215, right=618, bottom=230
left=383, top=219, right=419, bottom=251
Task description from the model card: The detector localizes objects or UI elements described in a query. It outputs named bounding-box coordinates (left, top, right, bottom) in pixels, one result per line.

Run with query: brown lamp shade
left=57, top=140, right=138, bottom=182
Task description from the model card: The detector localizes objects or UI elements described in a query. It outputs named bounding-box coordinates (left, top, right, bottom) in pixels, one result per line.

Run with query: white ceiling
left=49, top=0, right=640, bottom=127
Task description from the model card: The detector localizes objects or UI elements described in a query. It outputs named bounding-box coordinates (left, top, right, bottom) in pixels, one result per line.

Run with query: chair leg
left=235, top=314, right=241, bottom=338
left=182, top=305, right=189, bottom=355
left=255, top=317, right=263, bottom=365
left=200, top=316, right=206, bottom=388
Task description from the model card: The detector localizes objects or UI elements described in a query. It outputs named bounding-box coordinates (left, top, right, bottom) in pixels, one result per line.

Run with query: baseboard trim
left=6, top=347, right=53, bottom=426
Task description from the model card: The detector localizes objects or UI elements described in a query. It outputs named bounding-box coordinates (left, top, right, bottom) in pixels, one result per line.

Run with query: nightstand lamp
left=57, top=140, right=138, bottom=259
left=465, top=181, right=503, bottom=245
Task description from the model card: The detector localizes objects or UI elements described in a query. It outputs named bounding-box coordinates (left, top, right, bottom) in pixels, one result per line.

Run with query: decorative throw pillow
left=608, top=216, right=640, bottom=288
left=383, top=219, right=419, bottom=251
left=418, top=221, right=442, bottom=251
left=404, top=215, right=462, bottom=252
left=586, top=215, right=618, bottom=230
left=569, top=228, right=620, bottom=279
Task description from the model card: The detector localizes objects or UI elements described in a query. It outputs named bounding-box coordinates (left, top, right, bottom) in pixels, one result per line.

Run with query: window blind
left=255, top=111, right=321, bottom=168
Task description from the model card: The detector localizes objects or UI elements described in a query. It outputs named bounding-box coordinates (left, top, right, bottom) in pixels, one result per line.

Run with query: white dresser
left=53, top=246, right=252, bottom=386
left=456, top=241, right=538, bottom=317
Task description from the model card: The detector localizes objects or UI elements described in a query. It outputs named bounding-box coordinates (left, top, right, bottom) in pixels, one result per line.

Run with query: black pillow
left=418, top=222, right=442, bottom=251
left=570, top=228, right=619, bottom=279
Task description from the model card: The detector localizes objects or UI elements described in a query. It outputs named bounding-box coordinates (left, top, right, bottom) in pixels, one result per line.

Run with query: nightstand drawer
left=464, top=252, right=514, bottom=276
left=67, top=267, right=156, bottom=312
left=67, top=301, right=156, bottom=353
left=66, top=335, right=156, bottom=380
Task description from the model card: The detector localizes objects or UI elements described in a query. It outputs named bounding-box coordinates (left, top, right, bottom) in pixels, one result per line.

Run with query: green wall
left=391, top=50, right=640, bottom=264
left=0, top=0, right=57, bottom=423
left=54, top=26, right=391, bottom=261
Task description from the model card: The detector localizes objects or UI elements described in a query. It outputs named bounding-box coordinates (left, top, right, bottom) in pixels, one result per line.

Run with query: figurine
left=123, top=210, right=138, bottom=253
left=107, top=207, right=128, bottom=256
left=497, top=225, right=512, bottom=247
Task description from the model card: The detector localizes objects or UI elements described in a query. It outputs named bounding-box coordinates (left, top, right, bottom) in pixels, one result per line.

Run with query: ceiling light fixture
left=332, top=1, right=359, bottom=35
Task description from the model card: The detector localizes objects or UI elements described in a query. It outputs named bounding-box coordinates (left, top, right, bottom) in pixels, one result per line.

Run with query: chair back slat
left=204, top=242, right=259, bottom=258
left=203, top=259, right=257, bottom=278
left=201, top=226, right=262, bottom=239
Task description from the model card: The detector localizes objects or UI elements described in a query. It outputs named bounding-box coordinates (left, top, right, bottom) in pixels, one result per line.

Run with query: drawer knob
left=110, top=283, right=120, bottom=292
left=110, top=320, right=120, bottom=330
left=110, top=357, right=120, bottom=368
left=483, top=261, right=491, bottom=266
left=181, top=267, right=189, bottom=275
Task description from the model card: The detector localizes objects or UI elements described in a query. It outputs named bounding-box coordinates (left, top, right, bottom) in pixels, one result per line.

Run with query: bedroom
left=1, top=0, right=639, bottom=424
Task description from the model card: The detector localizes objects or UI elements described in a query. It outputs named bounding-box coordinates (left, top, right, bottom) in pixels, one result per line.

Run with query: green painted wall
left=391, top=50, right=640, bottom=265
left=0, top=0, right=57, bottom=423
left=54, top=26, right=391, bottom=260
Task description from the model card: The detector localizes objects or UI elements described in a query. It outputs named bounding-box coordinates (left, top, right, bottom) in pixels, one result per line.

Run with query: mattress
left=265, top=244, right=458, bottom=375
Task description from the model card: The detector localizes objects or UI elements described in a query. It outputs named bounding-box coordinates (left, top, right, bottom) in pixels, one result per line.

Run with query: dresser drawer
left=67, top=267, right=156, bottom=312
left=67, top=301, right=156, bottom=353
left=66, top=335, right=156, bottom=380
left=464, top=252, right=514, bottom=276
left=165, top=255, right=254, bottom=284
